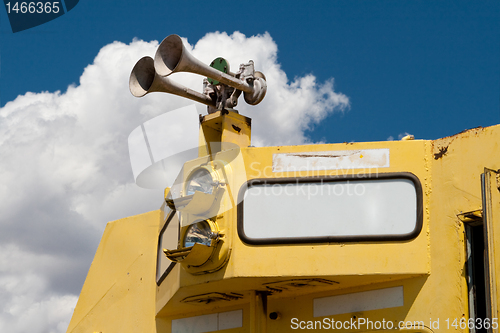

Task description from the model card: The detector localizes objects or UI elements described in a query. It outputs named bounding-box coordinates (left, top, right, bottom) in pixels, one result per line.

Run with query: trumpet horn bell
left=153, top=34, right=185, bottom=77
left=154, top=34, right=266, bottom=102
left=244, top=71, right=267, bottom=105
left=129, top=56, right=215, bottom=107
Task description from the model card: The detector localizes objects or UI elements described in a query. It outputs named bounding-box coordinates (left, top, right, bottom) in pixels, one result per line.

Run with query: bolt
left=269, top=312, right=281, bottom=320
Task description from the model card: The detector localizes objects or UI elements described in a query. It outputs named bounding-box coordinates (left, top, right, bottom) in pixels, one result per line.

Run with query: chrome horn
left=154, top=34, right=267, bottom=106
left=129, top=56, right=215, bottom=107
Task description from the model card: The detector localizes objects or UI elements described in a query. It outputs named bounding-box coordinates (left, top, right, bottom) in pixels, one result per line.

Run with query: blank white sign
left=314, top=286, right=404, bottom=317
left=242, top=178, right=418, bottom=240
left=172, top=310, right=243, bottom=333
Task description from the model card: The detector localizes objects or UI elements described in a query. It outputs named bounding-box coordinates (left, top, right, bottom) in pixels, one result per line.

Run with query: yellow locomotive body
left=66, top=110, right=500, bottom=333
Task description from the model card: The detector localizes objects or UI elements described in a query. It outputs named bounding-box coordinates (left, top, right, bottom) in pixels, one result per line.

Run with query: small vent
left=181, top=292, right=243, bottom=305
left=263, top=278, right=339, bottom=292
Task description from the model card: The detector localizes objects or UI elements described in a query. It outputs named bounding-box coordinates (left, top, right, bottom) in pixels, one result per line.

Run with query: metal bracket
left=457, top=209, right=483, bottom=226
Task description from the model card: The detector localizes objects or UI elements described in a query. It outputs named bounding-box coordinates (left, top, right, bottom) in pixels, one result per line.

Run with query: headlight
left=185, top=168, right=215, bottom=195
left=183, top=221, right=213, bottom=247
left=164, top=219, right=219, bottom=267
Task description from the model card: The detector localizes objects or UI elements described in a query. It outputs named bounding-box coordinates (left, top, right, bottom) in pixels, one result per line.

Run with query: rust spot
left=434, top=146, right=448, bottom=160
left=232, top=124, right=241, bottom=133
left=436, top=126, right=484, bottom=142
left=456, top=126, right=483, bottom=136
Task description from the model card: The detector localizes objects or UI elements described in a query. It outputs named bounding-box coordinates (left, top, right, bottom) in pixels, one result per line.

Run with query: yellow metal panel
left=66, top=210, right=161, bottom=333
left=156, top=138, right=432, bottom=324
left=156, top=125, right=500, bottom=330
left=424, top=126, right=500, bottom=331
left=70, top=120, right=500, bottom=332
left=231, top=139, right=430, bottom=280
left=198, top=110, right=251, bottom=157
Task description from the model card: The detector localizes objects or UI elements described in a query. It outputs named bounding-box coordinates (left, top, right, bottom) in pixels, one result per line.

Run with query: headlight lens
left=183, top=221, right=213, bottom=247
left=185, top=169, right=214, bottom=196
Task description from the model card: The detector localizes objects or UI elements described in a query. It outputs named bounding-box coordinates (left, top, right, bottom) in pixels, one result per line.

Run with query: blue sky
left=0, top=1, right=499, bottom=332
left=2, top=1, right=499, bottom=142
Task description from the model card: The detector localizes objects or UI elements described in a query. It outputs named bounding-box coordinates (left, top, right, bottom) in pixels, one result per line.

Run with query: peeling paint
left=272, top=149, right=390, bottom=172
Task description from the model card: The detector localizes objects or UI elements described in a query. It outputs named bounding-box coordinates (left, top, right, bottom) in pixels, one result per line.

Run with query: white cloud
left=189, top=32, right=349, bottom=146
left=0, top=244, right=78, bottom=333
left=0, top=31, right=348, bottom=332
